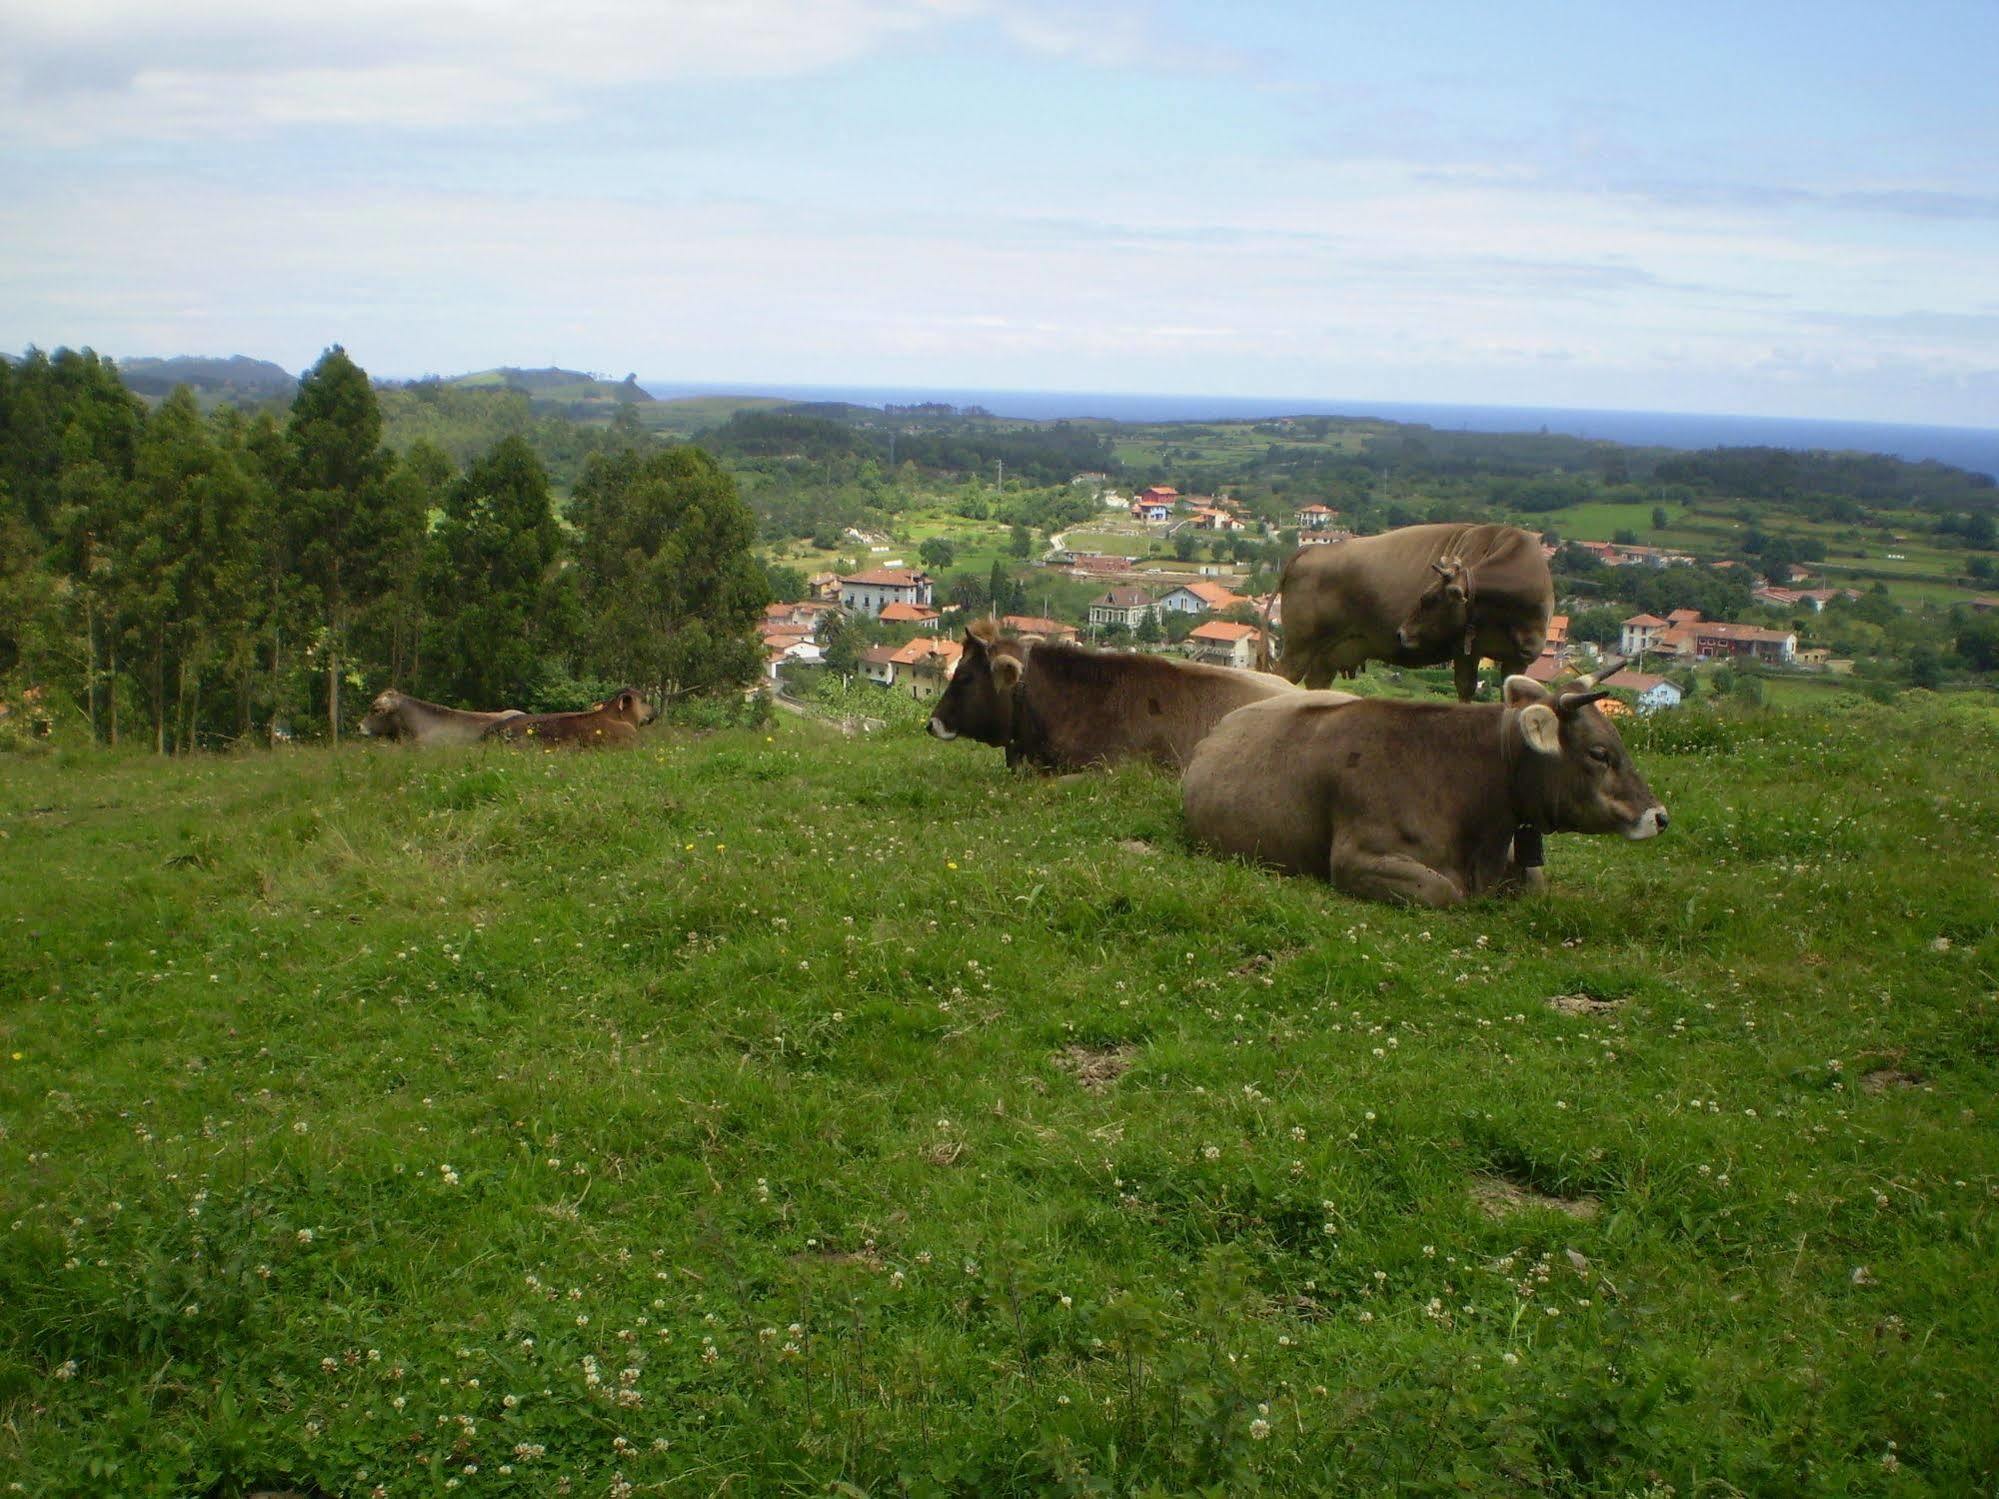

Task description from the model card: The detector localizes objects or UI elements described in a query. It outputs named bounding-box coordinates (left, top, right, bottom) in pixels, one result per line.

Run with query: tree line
left=0, top=346, right=768, bottom=751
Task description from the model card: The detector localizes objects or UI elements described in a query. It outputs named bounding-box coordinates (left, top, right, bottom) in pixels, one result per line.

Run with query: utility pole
left=996, top=459, right=1003, bottom=492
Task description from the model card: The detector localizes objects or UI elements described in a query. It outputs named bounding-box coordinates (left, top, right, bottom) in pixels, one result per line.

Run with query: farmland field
left=4, top=698, right=1999, bottom=1495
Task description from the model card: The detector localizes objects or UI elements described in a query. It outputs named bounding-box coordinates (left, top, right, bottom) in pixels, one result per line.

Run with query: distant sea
left=640, top=381, right=1999, bottom=481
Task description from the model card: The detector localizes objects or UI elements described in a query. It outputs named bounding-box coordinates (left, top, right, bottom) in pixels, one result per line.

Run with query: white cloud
left=0, top=0, right=979, bottom=141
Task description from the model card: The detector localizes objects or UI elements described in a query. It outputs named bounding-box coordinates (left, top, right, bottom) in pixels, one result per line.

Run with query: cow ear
left=991, top=654, right=1024, bottom=691
left=1502, top=674, right=1553, bottom=708
left=1518, top=703, right=1563, bottom=756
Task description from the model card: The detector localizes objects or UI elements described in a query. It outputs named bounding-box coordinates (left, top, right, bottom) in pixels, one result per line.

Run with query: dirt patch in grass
left=1469, top=1175, right=1601, bottom=1221
left=1053, top=1044, right=1137, bottom=1091
left=1546, top=993, right=1624, bottom=1016
left=1231, top=949, right=1299, bottom=978
left=1862, top=1067, right=1925, bottom=1093
left=1117, top=838, right=1156, bottom=855
left=923, top=1140, right=968, bottom=1167
left=790, top=1244, right=886, bottom=1270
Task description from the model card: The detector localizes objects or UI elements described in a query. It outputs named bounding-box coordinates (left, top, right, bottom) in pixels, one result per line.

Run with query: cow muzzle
left=1624, top=805, right=1669, bottom=840
left=926, top=717, right=956, bottom=741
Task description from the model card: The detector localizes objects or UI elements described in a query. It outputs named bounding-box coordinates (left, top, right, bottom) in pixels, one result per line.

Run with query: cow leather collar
left=1499, top=707, right=1551, bottom=851
left=1456, top=557, right=1480, bottom=655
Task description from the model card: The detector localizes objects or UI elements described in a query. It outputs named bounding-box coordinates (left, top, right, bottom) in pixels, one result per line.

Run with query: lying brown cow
left=1183, top=676, right=1667, bottom=907
left=926, top=621, right=1298, bottom=772
left=486, top=688, right=656, bottom=749
left=1269, top=523, right=1553, bottom=700
left=358, top=690, right=526, bottom=747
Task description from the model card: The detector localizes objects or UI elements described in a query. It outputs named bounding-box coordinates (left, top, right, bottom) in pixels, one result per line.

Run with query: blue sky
left=2, top=0, right=1995, bottom=425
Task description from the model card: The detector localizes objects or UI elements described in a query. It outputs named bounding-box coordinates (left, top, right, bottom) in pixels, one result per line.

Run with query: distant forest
left=1, top=347, right=769, bottom=752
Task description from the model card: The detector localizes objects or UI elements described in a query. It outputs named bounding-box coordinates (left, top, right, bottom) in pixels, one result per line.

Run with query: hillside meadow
left=3, top=696, right=1997, bottom=1496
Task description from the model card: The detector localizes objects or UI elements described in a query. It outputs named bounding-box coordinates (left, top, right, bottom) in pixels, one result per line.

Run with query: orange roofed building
left=1186, top=620, right=1264, bottom=670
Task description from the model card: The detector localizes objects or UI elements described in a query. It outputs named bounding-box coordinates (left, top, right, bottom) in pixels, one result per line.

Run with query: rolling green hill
left=3, top=697, right=1996, bottom=1493
left=445, top=366, right=653, bottom=404
left=116, top=354, right=298, bottom=406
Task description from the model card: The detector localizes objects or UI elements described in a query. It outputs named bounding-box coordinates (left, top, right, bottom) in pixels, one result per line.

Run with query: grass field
left=5, top=697, right=1999, bottom=1495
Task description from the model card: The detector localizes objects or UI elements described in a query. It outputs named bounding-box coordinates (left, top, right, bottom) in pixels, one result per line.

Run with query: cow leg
left=1452, top=653, right=1480, bottom=702
left=1330, top=846, right=1465, bottom=908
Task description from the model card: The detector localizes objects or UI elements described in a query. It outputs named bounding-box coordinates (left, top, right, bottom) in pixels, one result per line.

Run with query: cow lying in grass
left=926, top=621, right=1299, bottom=772
left=358, top=691, right=526, bottom=747
left=485, top=689, right=656, bottom=749
left=1183, top=675, right=1667, bottom=906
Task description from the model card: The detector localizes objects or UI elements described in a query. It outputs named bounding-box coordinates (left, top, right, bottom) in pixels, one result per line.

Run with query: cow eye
left=1587, top=745, right=1612, bottom=765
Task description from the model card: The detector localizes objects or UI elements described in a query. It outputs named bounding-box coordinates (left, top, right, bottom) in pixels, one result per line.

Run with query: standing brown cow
left=926, top=621, right=1300, bottom=772
left=1268, top=523, right=1553, bottom=700
left=486, top=688, right=656, bottom=749
left=1183, top=677, right=1667, bottom=907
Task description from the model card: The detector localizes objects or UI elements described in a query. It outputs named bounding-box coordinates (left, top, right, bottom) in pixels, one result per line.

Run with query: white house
left=1156, top=581, right=1244, bottom=615
left=1601, top=668, right=1682, bottom=714
left=1294, top=503, right=1340, bottom=529
left=1089, top=586, right=1158, bottom=630
left=1620, top=613, right=1668, bottom=657
left=839, top=568, right=933, bottom=619
left=1187, top=620, right=1263, bottom=670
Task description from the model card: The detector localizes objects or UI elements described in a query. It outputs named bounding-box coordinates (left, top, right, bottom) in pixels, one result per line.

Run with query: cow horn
left=1559, top=689, right=1609, bottom=712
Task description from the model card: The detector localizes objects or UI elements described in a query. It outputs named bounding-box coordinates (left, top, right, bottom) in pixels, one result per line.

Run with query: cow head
left=1398, top=559, right=1474, bottom=653
left=603, top=688, right=657, bottom=727
left=1503, top=675, right=1668, bottom=839
left=358, top=690, right=405, bottom=739
left=927, top=621, right=1025, bottom=746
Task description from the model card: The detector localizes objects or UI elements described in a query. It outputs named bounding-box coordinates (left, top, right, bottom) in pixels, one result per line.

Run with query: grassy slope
left=3, top=701, right=1997, bottom=1496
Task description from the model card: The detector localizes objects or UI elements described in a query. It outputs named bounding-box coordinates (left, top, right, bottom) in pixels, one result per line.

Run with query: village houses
left=1000, top=614, right=1079, bottom=643
left=1622, top=610, right=1796, bottom=665
left=858, top=636, right=962, bottom=695
left=1294, top=503, right=1340, bottom=530
left=839, top=567, right=934, bottom=619
left=1089, top=586, right=1159, bottom=631
left=1600, top=668, right=1684, bottom=714
left=1186, top=620, right=1264, bottom=670
left=1156, top=580, right=1244, bottom=615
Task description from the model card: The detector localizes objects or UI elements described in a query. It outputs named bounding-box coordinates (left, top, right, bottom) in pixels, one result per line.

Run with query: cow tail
left=1257, top=561, right=1284, bottom=673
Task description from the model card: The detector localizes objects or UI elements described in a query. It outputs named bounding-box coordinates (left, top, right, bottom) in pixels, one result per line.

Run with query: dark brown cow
left=1183, top=676, right=1667, bottom=907
left=1268, top=523, right=1554, bottom=700
left=486, top=688, right=656, bottom=749
left=926, top=621, right=1300, bottom=772
left=358, top=691, right=526, bottom=747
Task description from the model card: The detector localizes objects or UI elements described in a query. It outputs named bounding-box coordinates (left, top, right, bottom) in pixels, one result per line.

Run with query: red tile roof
left=842, top=568, right=929, bottom=588
left=1603, top=668, right=1670, bottom=692
left=1189, top=621, right=1260, bottom=642
left=1001, top=614, right=1074, bottom=636
left=879, top=601, right=940, bottom=622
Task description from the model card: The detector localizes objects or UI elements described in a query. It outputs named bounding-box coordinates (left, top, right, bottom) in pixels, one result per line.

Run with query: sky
left=2, top=0, right=1996, bottom=427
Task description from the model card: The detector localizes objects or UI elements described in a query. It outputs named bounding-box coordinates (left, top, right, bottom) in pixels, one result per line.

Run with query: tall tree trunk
left=153, top=640, right=165, bottom=755
left=327, top=567, right=343, bottom=743
left=108, top=638, right=119, bottom=747
left=84, top=597, right=98, bottom=743
left=174, top=655, right=188, bottom=756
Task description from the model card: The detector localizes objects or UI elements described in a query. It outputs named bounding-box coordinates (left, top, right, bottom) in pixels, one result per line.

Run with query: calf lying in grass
left=485, top=688, right=656, bottom=750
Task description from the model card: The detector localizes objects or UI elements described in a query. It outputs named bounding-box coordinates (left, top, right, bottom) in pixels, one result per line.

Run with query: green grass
left=4, top=699, right=1999, bottom=1495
